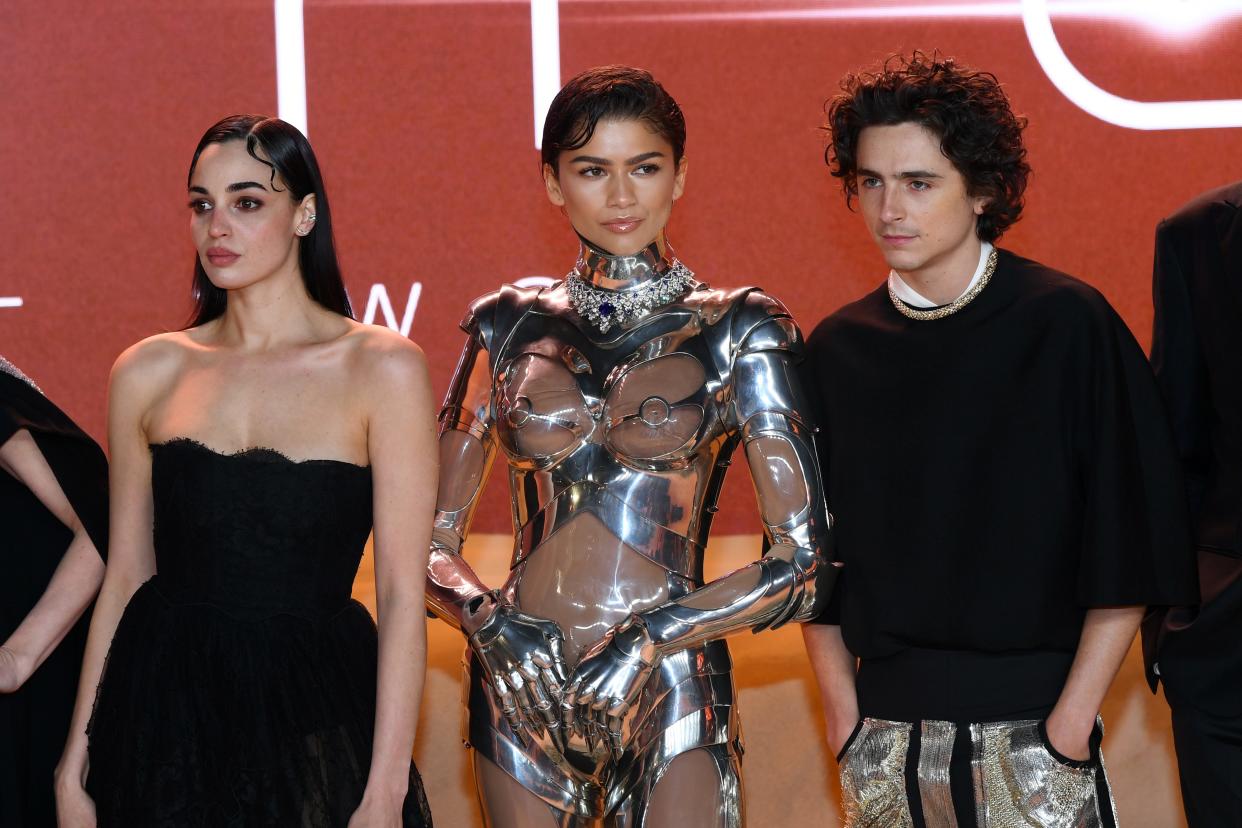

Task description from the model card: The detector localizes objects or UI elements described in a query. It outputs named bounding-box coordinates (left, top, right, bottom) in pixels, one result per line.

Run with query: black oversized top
left=803, top=249, right=1198, bottom=659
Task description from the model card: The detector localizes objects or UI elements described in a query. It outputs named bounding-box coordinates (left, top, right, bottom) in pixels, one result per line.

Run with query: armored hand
left=563, top=615, right=660, bottom=759
left=466, top=594, right=570, bottom=744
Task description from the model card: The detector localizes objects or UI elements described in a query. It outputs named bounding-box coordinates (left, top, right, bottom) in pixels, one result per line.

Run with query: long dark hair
left=185, top=114, right=353, bottom=327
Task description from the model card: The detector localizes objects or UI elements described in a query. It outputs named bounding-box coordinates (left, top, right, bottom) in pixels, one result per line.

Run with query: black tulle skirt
left=87, top=581, right=432, bottom=827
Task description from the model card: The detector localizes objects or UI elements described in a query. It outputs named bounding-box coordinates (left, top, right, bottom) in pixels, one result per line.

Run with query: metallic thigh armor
left=426, top=244, right=836, bottom=824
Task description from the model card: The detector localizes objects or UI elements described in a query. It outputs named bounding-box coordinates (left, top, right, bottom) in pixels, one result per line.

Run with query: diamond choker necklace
left=564, top=238, right=694, bottom=333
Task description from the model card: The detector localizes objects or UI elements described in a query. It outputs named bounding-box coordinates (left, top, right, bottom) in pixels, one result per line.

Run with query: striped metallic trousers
left=837, top=716, right=1119, bottom=828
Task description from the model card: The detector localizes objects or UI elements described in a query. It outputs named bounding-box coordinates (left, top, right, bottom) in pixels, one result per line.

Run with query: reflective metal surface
left=838, top=719, right=915, bottom=827
left=972, top=719, right=1116, bottom=828
left=575, top=235, right=674, bottom=290
left=918, top=720, right=959, bottom=828
left=426, top=242, right=835, bottom=823
left=837, top=716, right=1118, bottom=828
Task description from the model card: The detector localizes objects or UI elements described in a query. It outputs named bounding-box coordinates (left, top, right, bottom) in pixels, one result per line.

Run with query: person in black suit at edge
left=1146, top=179, right=1242, bottom=828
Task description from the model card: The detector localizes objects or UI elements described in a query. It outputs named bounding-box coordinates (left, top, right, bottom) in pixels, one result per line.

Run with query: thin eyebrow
left=187, top=181, right=270, bottom=195
left=569, top=151, right=667, bottom=166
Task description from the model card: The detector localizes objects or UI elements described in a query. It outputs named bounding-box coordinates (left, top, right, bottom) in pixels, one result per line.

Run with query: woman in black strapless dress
left=54, top=115, right=436, bottom=827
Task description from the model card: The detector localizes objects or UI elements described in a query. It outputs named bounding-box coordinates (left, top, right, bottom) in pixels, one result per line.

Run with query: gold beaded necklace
left=888, top=248, right=998, bottom=321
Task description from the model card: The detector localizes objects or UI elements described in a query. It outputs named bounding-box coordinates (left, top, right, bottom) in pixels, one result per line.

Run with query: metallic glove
left=466, top=592, right=570, bottom=745
left=562, top=615, right=660, bottom=759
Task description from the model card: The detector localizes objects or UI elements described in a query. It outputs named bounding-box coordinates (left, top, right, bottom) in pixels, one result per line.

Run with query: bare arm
left=55, top=343, right=168, bottom=824
left=802, top=623, right=859, bottom=758
left=1044, top=605, right=1144, bottom=761
left=0, top=430, right=104, bottom=693
left=350, top=336, right=437, bottom=824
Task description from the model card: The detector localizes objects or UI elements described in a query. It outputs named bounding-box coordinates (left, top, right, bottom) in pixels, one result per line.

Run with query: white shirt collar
left=887, top=241, right=994, bottom=309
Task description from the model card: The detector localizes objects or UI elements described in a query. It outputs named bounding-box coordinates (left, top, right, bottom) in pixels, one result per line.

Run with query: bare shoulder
left=110, top=331, right=197, bottom=403
left=344, top=322, right=428, bottom=371
left=340, top=323, right=431, bottom=399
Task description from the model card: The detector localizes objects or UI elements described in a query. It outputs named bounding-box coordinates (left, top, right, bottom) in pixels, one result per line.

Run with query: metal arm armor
left=625, top=291, right=835, bottom=658
left=425, top=297, right=500, bottom=633
left=426, top=289, right=575, bottom=742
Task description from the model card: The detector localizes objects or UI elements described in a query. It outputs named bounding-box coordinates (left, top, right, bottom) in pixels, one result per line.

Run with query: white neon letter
left=1022, top=0, right=1242, bottom=130
left=530, top=0, right=561, bottom=148
left=363, top=283, right=423, bottom=338
left=274, top=0, right=308, bottom=135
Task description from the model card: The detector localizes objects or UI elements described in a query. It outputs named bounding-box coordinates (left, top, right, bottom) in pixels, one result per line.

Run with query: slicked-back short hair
left=825, top=52, right=1030, bottom=242
left=541, top=65, right=686, bottom=173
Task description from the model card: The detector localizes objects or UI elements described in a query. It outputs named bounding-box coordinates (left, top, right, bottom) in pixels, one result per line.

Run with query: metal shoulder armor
left=729, top=288, right=803, bottom=359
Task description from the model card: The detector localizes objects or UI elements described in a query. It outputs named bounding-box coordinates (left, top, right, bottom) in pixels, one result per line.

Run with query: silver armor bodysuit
left=426, top=240, right=836, bottom=826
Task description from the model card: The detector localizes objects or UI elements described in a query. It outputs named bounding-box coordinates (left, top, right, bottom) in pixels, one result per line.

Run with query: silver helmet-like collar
left=566, top=235, right=694, bottom=333
left=572, top=234, right=674, bottom=289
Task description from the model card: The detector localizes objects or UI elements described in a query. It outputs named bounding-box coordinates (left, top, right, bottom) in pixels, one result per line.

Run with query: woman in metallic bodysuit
left=426, top=66, right=836, bottom=827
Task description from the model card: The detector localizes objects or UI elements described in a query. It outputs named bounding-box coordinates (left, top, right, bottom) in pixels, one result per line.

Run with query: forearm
left=2, top=531, right=103, bottom=687
left=560, top=550, right=830, bottom=757
left=633, top=540, right=829, bottom=659
left=803, top=624, right=858, bottom=721
left=426, top=330, right=498, bottom=635
left=425, top=537, right=495, bottom=634
left=803, top=624, right=859, bottom=756
left=57, top=565, right=148, bottom=780
left=1048, top=606, right=1144, bottom=751
left=364, top=585, right=426, bottom=798
left=624, top=338, right=834, bottom=654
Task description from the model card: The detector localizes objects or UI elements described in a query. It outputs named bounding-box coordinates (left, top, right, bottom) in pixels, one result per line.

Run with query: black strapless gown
left=87, top=438, right=432, bottom=827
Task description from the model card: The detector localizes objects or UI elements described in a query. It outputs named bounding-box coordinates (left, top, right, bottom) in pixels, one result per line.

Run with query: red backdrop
left=4, top=0, right=1241, bottom=532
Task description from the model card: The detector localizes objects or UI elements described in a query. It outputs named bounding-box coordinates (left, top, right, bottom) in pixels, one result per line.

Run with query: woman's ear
left=672, top=157, right=688, bottom=202
left=543, top=162, right=566, bottom=207
left=295, top=194, right=318, bottom=236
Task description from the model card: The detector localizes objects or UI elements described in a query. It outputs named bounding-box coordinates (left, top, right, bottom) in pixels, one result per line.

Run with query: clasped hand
left=467, top=599, right=569, bottom=744
left=470, top=606, right=662, bottom=760
left=561, top=616, right=660, bottom=759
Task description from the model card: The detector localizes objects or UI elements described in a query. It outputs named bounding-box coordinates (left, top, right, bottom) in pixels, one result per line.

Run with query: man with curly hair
left=799, top=53, right=1197, bottom=827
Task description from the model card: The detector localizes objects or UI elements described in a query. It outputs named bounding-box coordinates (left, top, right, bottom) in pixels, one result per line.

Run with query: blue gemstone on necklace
left=598, top=302, right=615, bottom=316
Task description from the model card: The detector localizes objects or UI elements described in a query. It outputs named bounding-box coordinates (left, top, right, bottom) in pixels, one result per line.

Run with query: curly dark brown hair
left=824, top=51, right=1030, bottom=243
